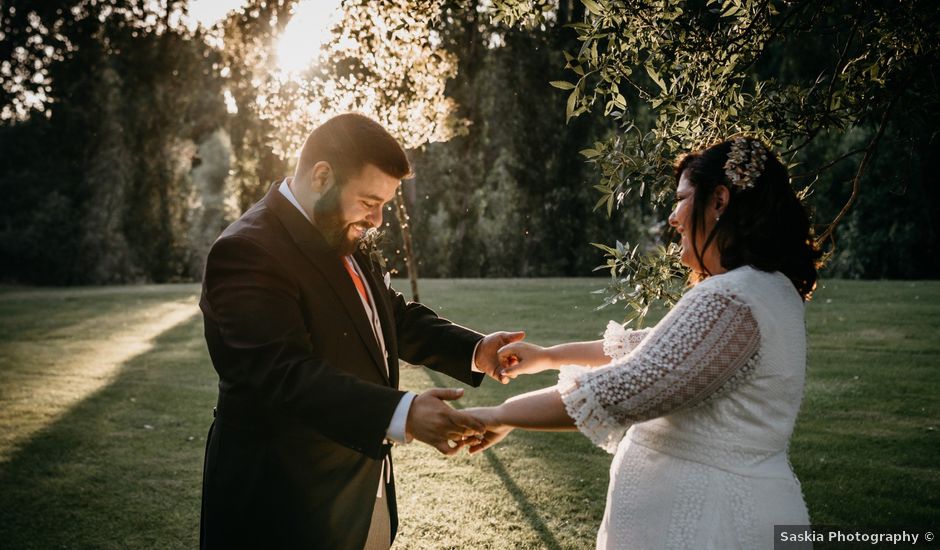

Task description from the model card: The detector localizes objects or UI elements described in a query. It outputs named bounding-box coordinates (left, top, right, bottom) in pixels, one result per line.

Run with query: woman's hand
left=497, top=342, right=555, bottom=379
left=460, top=406, right=514, bottom=454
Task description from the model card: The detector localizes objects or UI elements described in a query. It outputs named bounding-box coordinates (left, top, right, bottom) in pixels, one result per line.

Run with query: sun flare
left=276, top=0, right=344, bottom=74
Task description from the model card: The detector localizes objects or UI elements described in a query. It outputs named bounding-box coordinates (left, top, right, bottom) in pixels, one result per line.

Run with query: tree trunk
left=394, top=187, right=420, bottom=302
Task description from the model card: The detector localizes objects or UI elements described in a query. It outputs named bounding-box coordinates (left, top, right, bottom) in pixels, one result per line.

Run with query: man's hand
left=474, top=331, right=526, bottom=384
left=406, top=388, right=485, bottom=456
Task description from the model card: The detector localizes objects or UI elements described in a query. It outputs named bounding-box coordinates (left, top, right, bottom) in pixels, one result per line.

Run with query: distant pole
left=393, top=187, right=420, bottom=302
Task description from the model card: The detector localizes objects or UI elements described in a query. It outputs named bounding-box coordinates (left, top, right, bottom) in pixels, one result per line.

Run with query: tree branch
left=815, top=96, right=898, bottom=246
left=790, top=146, right=866, bottom=179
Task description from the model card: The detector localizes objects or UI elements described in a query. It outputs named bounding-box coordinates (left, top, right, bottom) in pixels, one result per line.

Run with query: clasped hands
left=406, top=332, right=555, bottom=455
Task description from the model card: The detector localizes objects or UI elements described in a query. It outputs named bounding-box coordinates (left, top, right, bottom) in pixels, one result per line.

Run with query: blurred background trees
left=489, top=0, right=940, bottom=319
left=1, top=0, right=233, bottom=283
left=1, top=0, right=937, bottom=286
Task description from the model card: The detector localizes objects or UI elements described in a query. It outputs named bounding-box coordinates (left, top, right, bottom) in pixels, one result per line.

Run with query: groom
left=199, top=113, right=522, bottom=549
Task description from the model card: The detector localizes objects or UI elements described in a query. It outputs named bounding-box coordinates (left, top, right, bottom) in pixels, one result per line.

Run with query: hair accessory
left=724, top=137, right=767, bottom=190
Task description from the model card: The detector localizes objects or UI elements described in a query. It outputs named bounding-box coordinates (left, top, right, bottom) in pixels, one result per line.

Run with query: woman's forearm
left=493, top=386, right=577, bottom=431
left=545, top=340, right=610, bottom=368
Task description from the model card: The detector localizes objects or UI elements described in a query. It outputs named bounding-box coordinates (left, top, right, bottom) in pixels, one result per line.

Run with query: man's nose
left=366, top=205, right=383, bottom=227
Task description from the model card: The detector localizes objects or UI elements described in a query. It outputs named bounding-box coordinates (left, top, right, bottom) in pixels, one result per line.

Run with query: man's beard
left=313, top=184, right=369, bottom=256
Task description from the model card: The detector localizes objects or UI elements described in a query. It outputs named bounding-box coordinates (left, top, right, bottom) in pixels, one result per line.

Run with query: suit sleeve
left=201, top=235, right=404, bottom=458
left=387, top=285, right=485, bottom=388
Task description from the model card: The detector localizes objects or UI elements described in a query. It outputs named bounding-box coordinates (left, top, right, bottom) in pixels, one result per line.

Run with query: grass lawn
left=0, top=279, right=937, bottom=548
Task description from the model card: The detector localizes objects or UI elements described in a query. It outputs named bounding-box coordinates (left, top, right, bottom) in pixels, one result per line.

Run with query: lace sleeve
left=559, top=287, right=761, bottom=453
left=602, top=320, right=653, bottom=360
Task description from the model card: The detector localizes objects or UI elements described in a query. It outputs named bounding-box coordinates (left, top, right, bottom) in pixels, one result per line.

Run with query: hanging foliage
left=492, top=0, right=940, bottom=324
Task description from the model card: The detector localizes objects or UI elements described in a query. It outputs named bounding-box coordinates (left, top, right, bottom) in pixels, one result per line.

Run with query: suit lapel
left=264, top=183, right=390, bottom=385
left=354, top=250, right=399, bottom=389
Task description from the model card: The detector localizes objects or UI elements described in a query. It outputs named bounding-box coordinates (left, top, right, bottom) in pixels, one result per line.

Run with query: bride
left=464, top=137, right=821, bottom=549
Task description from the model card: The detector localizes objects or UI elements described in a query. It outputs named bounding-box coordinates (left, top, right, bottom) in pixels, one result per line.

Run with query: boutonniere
left=358, top=228, right=388, bottom=273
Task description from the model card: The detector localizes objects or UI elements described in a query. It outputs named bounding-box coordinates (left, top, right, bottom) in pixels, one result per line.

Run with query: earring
left=715, top=216, right=720, bottom=222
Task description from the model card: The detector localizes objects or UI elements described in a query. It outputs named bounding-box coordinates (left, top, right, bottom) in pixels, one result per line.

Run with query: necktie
left=343, top=257, right=370, bottom=306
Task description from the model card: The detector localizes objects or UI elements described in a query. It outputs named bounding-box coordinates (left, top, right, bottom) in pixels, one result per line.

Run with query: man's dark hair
left=296, top=113, right=413, bottom=184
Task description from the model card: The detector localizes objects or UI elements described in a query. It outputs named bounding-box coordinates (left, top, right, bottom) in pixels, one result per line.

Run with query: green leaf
left=591, top=242, right=617, bottom=254
left=580, top=148, right=601, bottom=158
left=566, top=88, right=579, bottom=122
left=645, top=65, right=668, bottom=93
left=604, top=100, right=615, bottom=116
left=550, top=80, right=576, bottom=90
left=581, top=0, right=603, bottom=16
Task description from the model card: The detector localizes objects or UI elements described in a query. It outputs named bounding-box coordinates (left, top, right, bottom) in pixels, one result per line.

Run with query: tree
left=0, top=0, right=228, bottom=283
left=213, top=0, right=294, bottom=210
left=3, top=0, right=936, bottom=291
left=491, top=0, right=940, bottom=324
left=255, top=0, right=467, bottom=299
left=405, top=0, right=647, bottom=280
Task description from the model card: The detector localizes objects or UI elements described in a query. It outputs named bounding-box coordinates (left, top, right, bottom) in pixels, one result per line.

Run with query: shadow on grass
left=424, top=369, right=566, bottom=550
left=0, top=314, right=214, bottom=549
left=481, top=449, right=565, bottom=550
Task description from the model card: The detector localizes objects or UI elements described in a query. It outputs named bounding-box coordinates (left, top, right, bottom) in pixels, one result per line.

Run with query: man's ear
left=310, top=161, right=335, bottom=193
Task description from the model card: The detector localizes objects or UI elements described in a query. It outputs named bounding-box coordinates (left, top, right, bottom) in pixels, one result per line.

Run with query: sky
left=185, top=0, right=244, bottom=30
left=185, top=0, right=344, bottom=73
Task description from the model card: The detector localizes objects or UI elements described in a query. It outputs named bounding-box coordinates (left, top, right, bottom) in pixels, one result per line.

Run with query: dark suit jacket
left=199, top=183, right=484, bottom=549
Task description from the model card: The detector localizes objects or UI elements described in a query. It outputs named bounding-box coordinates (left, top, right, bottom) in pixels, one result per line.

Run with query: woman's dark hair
left=675, top=138, right=822, bottom=300
left=296, top=113, right=413, bottom=185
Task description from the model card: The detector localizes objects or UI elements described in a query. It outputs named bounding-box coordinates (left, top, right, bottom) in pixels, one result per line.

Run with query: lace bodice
left=559, top=266, right=807, bottom=459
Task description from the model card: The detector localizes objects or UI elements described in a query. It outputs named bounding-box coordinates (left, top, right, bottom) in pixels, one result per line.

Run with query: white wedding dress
left=559, top=266, right=811, bottom=549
